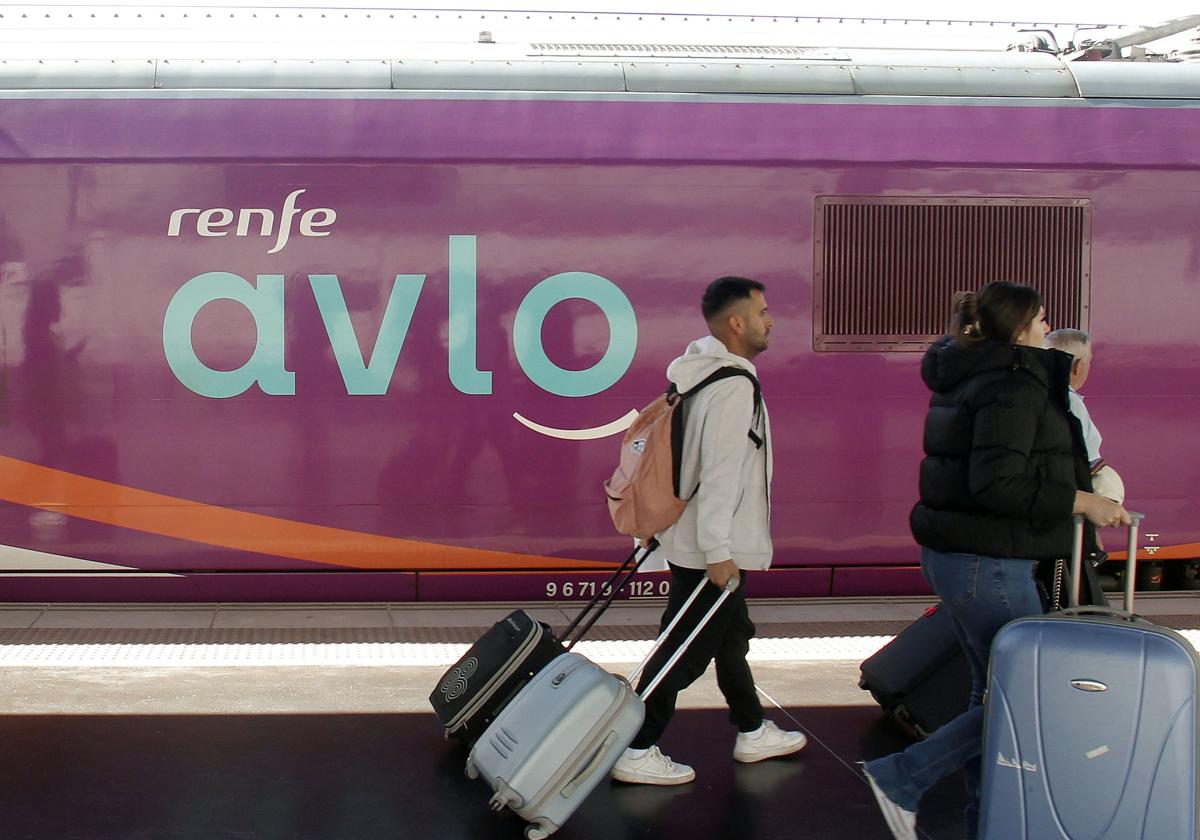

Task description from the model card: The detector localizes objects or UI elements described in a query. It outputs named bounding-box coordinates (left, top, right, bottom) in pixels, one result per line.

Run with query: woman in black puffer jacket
left=861, top=282, right=1130, bottom=840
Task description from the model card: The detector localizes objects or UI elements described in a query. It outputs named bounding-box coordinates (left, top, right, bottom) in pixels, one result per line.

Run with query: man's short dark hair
left=702, top=276, right=765, bottom=322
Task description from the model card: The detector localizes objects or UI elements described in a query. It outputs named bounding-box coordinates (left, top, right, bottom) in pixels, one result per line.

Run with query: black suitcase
left=430, top=542, right=657, bottom=744
left=432, top=609, right=563, bottom=744
left=859, top=603, right=971, bottom=739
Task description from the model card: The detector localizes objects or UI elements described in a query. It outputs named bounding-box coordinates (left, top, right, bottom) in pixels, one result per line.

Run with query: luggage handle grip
left=633, top=576, right=739, bottom=703
left=559, top=731, right=620, bottom=799
left=1069, top=512, right=1143, bottom=611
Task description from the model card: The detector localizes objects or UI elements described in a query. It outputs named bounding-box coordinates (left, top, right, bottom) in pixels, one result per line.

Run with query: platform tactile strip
left=0, top=624, right=1195, bottom=668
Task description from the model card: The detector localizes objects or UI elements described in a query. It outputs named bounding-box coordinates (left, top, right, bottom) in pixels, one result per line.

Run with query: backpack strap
left=680, top=367, right=763, bottom=448
left=668, top=366, right=764, bottom=497
left=681, top=367, right=760, bottom=407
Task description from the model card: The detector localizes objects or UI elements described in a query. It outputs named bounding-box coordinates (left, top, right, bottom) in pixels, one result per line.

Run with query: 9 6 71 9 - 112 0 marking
left=544, top=580, right=669, bottom=598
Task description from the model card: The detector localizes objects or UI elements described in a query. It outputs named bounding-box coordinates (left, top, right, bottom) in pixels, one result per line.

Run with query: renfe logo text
left=167, top=189, right=335, bottom=254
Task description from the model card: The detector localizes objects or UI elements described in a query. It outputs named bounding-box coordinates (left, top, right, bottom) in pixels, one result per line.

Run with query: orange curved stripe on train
left=1110, top=546, right=1199, bottom=562
left=0, top=455, right=605, bottom=571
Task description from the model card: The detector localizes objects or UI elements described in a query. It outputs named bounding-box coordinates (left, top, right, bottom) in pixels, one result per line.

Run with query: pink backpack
left=603, top=368, right=760, bottom=540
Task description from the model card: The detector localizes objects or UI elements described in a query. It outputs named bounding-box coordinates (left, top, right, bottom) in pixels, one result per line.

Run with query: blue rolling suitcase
left=980, top=514, right=1200, bottom=840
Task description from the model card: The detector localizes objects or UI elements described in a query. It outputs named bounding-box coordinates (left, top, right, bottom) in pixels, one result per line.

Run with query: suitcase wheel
left=464, top=760, right=478, bottom=780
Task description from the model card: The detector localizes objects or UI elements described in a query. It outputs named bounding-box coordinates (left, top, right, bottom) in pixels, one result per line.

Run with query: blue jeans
left=864, top=548, right=1044, bottom=839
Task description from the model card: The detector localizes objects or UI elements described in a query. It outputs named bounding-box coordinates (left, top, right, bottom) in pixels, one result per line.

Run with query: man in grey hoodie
left=611, top=276, right=807, bottom=786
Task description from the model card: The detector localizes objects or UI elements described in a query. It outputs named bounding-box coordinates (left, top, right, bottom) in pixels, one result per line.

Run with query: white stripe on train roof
left=3, top=89, right=1200, bottom=108
left=2, top=631, right=1198, bottom=666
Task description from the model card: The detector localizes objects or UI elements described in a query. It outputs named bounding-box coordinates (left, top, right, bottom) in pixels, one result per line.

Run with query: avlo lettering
left=161, top=235, right=639, bottom=399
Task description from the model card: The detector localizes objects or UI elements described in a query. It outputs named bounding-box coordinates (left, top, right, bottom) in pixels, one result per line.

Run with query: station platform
left=1, top=593, right=1198, bottom=840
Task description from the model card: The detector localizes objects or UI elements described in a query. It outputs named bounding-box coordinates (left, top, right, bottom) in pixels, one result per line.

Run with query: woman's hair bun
left=951, top=291, right=982, bottom=341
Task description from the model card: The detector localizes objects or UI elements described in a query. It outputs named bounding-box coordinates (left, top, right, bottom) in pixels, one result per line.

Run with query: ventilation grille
left=814, top=197, right=1091, bottom=351
left=528, top=43, right=845, bottom=60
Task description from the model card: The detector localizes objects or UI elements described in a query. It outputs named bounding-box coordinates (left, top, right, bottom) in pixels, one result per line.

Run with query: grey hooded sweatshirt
left=655, top=335, right=774, bottom=571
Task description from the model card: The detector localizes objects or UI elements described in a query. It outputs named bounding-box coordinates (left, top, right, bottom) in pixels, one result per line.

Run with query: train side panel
left=0, top=94, right=1196, bottom=599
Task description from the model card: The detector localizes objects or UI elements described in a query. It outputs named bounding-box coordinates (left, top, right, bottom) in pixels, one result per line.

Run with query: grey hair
left=1045, top=328, right=1091, bottom=357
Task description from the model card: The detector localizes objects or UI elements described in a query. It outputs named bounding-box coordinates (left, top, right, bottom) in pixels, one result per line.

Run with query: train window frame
left=812, top=196, right=1092, bottom=352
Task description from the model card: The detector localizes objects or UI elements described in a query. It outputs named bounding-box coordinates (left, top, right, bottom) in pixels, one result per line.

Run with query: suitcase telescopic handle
left=630, top=576, right=739, bottom=703
left=1069, top=512, right=1144, bottom=612
left=562, top=539, right=659, bottom=650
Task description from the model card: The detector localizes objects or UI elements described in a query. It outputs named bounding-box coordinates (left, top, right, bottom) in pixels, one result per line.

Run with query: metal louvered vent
left=528, top=43, right=846, bottom=60
left=814, top=197, right=1091, bottom=351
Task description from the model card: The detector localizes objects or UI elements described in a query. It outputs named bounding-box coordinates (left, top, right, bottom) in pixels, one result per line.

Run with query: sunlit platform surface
left=1, top=594, right=1197, bottom=839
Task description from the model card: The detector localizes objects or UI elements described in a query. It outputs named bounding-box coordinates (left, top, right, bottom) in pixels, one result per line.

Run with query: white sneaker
left=860, top=763, right=918, bottom=840
left=732, top=720, right=808, bottom=763
left=611, top=746, right=696, bottom=785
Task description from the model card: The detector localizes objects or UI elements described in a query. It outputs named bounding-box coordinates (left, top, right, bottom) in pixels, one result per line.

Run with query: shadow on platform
left=0, top=706, right=966, bottom=840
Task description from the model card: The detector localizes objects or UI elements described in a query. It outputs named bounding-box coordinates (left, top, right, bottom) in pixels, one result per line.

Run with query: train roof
left=1, top=4, right=1199, bottom=100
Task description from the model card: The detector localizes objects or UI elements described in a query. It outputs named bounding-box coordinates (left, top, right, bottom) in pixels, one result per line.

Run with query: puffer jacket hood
left=920, top=335, right=1053, bottom=395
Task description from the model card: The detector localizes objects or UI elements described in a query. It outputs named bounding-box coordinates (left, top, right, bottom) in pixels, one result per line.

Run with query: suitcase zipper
left=447, top=621, right=544, bottom=732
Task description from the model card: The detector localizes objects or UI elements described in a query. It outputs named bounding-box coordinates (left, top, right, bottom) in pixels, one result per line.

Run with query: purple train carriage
left=0, top=9, right=1197, bottom=602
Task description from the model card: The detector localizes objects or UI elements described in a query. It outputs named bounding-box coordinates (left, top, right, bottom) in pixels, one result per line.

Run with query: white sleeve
left=693, top=379, right=756, bottom=565
left=1068, top=391, right=1103, bottom=462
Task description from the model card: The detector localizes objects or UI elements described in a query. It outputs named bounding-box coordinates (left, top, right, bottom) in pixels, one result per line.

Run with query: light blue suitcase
left=466, top=576, right=737, bottom=839
left=980, top=514, right=1200, bottom=839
